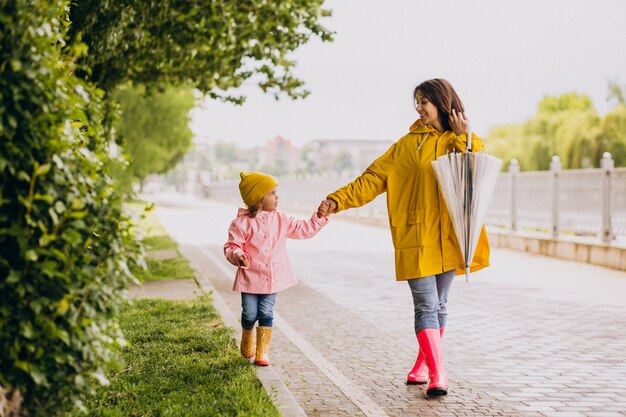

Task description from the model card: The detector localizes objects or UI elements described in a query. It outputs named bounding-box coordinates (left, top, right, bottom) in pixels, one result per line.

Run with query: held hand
left=319, top=199, right=337, bottom=217
left=318, top=199, right=336, bottom=218
left=238, top=254, right=249, bottom=268
left=317, top=200, right=330, bottom=218
left=449, top=108, right=469, bottom=136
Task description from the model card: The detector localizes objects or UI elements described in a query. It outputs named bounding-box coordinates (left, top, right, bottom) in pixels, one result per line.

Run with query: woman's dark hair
left=413, top=78, right=465, bottom=132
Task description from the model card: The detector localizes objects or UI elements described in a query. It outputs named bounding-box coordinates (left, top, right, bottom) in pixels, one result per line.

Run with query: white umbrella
left=431, top=122, right=502, bottom=281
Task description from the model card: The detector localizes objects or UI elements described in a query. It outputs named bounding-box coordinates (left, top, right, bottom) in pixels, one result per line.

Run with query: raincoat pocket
left=390, top=210, right=424, bottom=249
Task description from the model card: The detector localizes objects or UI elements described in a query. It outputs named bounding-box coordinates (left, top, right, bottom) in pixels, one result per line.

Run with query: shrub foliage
left=0, top=1, right=141, bottom=414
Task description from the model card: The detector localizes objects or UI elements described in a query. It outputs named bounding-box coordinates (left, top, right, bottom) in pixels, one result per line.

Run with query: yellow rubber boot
left=240, top=327, right=255, bottom=359
left=254, top=326, right=272, bottom=366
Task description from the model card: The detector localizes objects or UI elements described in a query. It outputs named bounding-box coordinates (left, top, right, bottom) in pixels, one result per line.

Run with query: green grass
left=72, top=296, right=280, bottom=417
left=126, top=201, right=194, bottom=281
left=126, top=201, right=170, bottom=242
left=143, top=235, right=177, bottom=251
left=133, top=257, right=196, bottom=282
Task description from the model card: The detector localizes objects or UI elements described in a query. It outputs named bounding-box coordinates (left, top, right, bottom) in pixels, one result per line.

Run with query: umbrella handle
left=466, top=120, right=472, bottom=152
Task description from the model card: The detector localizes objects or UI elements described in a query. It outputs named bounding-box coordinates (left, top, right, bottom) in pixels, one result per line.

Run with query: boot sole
left=406, top=380, right=428, bottom=385
left=426, top=387, right=448, bottom=397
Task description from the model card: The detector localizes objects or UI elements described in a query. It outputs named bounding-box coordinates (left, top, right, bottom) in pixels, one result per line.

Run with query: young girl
left=224, top=171, right=329, bottom=366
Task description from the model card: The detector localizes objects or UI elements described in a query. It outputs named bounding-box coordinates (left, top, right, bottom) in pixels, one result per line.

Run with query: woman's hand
left=317, top=200, right=329, bottom=218
left=238, top=254, right=249, bottom=268
left=317, top=199, right=337, bottom=217
left=449, top=109, right=468, bottom=136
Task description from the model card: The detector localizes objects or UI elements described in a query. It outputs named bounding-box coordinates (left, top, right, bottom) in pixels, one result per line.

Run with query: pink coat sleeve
left=224, top=220, right=248, bottom=267
left=286, top=212, right=329, bottom=240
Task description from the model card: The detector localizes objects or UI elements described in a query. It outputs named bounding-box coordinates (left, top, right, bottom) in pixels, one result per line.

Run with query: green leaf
left=18, top=171, right=31, bottom=182
left=52, top=154, right=65, bottom=169
left=33, top=193, right=55, bottom=203
left=56, top=329, right=70, bottom=345
left=29, top=300, right=43, bottom=314
left=14, top=360, right=30, bottom=373
left=37, top=220, right=48, bottom=233
left=39, top=234, right=56, bottom=247
left=54, top=200, right=66, bottom=214
left=6, top=270, right=20, bottom=284
left=30, top=365, right=49, bottom=386
left=10, top=59, right=22, bottom=71
left=25, top=250, right=38, bottom=262
left=71, top=198, right=86, bottom=210
left=57, top=297, right=69, bottom=315
left=68, top=211, right=87, bottom=219
left=21, top=322, right=35, bottom=339
left=35, top=163, right=51, bottom=177
left=92, top=370, right=109, bottom=386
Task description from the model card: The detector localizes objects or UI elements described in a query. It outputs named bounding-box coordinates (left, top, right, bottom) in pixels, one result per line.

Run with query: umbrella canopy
left=431, top=124, right=502, bottom=281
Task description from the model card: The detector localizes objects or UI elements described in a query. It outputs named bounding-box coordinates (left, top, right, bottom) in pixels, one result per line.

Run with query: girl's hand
left=449, top=109, right=468, bottom=136
left=317, top=200, right=329, bottom=218
left=238, top=254, right=249, bottom=268
left=318, top=199, right=337, bottom=217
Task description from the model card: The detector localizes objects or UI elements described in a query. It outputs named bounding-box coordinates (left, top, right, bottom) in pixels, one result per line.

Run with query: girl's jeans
left=241, top=292, right=277, bottom=330
left=407, top=270, right=456, bottom=334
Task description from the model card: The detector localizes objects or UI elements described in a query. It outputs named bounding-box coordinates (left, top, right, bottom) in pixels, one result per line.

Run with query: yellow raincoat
left=327, top=120, right=490, bottom=280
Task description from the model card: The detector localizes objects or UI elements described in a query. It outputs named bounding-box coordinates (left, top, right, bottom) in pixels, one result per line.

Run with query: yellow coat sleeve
left=326, top=142, right=397, bottom=212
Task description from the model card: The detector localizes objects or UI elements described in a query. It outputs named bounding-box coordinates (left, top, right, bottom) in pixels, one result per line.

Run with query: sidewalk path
left=151, top=194, right=626, bottom=417
left=129, top=279, right=201, bottom=301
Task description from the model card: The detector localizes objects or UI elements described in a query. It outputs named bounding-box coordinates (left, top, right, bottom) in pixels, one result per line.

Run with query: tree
left=0, top=1, right=141, bottom=414
left=111, top=84, right=195, bottom=192
left=486, top=93, right=602, bottom=169
left=597, top=104, right=626, bottom=167
left=67, top=0, right=333, bottom=193
left=1, top=1, right=333, bottom=414
left=608, top=80, right=625, bottom=106
left=67, top=0, right=333, bottom=102
left=601, top=81, right=626, bottom=166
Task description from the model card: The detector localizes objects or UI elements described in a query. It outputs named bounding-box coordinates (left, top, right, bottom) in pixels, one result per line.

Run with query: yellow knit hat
left=239, top=171, right=278, bottom=207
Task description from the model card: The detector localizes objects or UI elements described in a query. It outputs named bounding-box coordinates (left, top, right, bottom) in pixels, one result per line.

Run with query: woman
left=318, top=78, right=490, bottom=397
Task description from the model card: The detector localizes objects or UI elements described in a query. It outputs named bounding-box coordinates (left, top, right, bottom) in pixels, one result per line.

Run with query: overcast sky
left=190, top=0, right=626, bottom=148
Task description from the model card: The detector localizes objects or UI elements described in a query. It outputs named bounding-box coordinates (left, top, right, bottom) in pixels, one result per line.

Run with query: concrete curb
left=181, top=246, right=306, bottom=417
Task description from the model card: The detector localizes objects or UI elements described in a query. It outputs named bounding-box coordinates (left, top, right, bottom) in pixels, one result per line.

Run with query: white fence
left=488, top=153, right=625, bottom=242
left=205, top=153, right=625, bottom=244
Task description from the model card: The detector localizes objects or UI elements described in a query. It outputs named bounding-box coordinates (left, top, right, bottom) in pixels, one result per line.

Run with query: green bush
left=0, top=1, right=141, bottom=415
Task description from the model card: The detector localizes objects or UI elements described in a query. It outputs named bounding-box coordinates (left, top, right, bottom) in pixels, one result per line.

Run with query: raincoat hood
left=408, top=118, right=438, bottom=133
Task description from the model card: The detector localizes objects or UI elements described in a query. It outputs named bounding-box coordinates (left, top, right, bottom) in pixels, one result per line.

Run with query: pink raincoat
left=224, top=208, right=329, bottom=294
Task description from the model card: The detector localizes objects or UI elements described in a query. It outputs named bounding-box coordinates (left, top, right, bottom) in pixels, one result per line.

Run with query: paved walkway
left=129, top=279, right=201, bottom=300
left=147, top=195, right=626, bottom=417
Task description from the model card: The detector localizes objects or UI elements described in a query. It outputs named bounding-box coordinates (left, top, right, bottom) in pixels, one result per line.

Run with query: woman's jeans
left=241, top=292, right=277, bottom=330
left=407, top=270, right=456, bottom=334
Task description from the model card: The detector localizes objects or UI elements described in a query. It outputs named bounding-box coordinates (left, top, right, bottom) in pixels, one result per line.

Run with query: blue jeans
left=407, top=270, right=456, bottom=334
left=241, top=293, right=277, bottom=330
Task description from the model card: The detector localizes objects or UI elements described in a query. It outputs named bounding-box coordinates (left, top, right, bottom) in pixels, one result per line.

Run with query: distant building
left=305, top=139, right=393, bottom=174
left=255, top=135, right=301, bottom=174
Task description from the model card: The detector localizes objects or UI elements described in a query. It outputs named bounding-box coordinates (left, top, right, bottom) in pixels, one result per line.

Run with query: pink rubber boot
left=416, top=328, right=448, bottom=396
left=406, top=328, right=444, bottom=385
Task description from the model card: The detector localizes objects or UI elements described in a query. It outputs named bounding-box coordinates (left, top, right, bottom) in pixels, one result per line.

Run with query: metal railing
left=204, top=153, right=626, bottom=244
left=487, top=152, right=625, bottom=243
